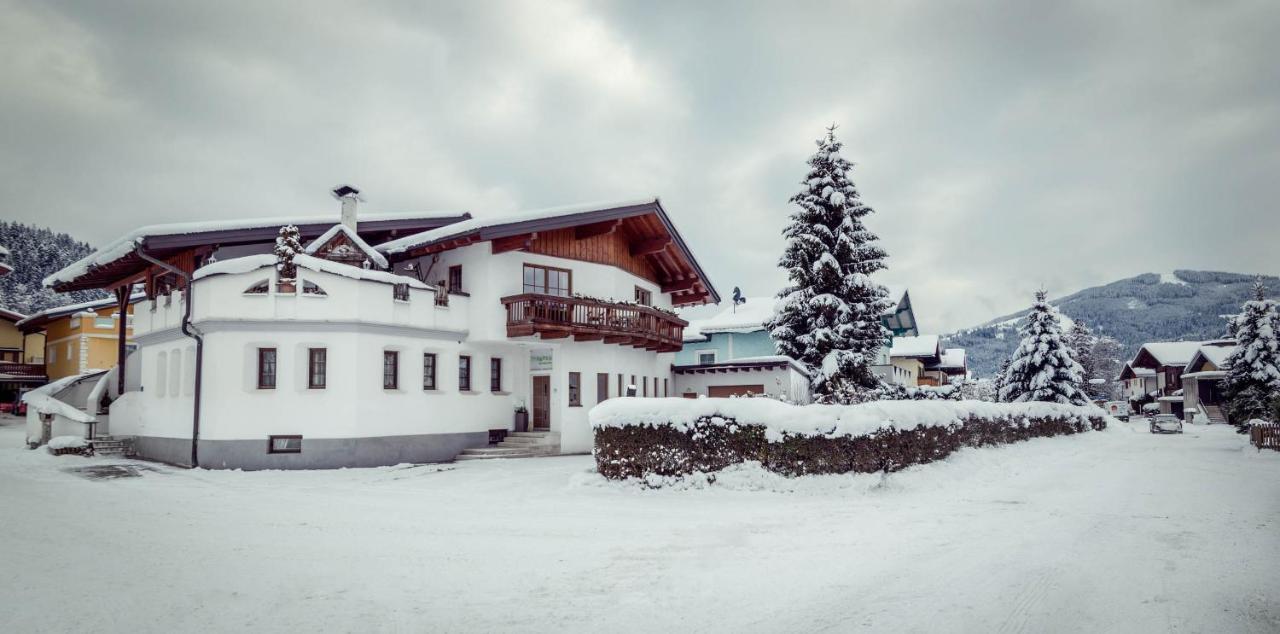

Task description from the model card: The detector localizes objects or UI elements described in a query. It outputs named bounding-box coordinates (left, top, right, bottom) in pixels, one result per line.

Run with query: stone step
left=499, top=437, right=553, bottom=445
left=461, top=446, right=548, bottom=455
left=456, top=452, right=541, bottom=461
left=507, top=431, right=555, bottom=438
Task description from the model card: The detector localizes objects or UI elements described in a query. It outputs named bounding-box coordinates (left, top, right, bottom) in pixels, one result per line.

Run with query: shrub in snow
left=591, top=398, right=1106, bottom=482
left=766, top=126, right=891, bottom=402
left=999, top=291, right=1087, bottom=405
left=47, top=436, right=91, bottom=457
left=1222, top=279, right=1280, bottom=432
left=274, top=224, right=303, bottom=280
left=874, top=383, right=962, bottom=401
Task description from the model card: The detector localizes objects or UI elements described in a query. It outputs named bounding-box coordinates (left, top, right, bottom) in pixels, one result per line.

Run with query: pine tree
left=999, top=291, right=1087, bottom=405
left=766, top=126, right=890, bottom=401
left=992, top=357, right=1012, bottom=402
left=274, top=225, right=303, bottom=279
left=1221, top=278, right=1280, bottom=431
left=1066, top=320, right=1095, bottom=398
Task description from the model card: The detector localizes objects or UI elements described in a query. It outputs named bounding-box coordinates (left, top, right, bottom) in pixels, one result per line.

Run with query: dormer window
left=244, top=279, right=269, bottom=295
left=302, top=280, right=327, bottom=296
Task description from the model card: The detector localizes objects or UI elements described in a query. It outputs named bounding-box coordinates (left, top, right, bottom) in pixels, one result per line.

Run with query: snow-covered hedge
left=590, top=398, right=1107, bottom=481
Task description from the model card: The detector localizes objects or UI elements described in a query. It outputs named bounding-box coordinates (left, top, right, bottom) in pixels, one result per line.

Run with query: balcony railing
left=502, top=293, right=687, bottom=352
left=0, top=362, right=46, bottom=378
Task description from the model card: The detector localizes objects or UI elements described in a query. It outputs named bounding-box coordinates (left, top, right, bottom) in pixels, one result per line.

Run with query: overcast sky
left=2, top=0, right=1278, bottom=332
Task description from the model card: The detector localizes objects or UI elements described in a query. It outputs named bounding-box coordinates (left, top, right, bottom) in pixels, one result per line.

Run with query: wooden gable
left=312, top=231, right=372, bottom=268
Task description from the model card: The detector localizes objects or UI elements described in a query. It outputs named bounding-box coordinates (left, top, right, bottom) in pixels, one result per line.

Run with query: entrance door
left=532, top=375, right=551, bottom=430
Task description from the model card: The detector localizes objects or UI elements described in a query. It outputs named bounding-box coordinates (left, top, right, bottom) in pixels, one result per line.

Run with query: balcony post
left=115, top=285, right=129, bottom=395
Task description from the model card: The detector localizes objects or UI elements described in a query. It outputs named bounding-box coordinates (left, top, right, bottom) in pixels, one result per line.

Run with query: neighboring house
left=922, top=348, right=968, bottom=386
left=1, top=308, right=47, bottom=404
left=1180, top=341, right=1236, bottom=425
left=17, top=296, right=140, bottom=381
left=43, top=194, right=718, bottom=469
left=1121, top=341, right=1207, bottom=417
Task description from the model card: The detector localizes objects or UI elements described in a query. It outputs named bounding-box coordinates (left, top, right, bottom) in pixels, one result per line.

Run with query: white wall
left=673, top=366, right=810, bottom=404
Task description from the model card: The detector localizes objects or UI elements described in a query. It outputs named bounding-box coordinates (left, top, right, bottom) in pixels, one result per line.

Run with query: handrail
left=501, top=293, right=686, bottom=349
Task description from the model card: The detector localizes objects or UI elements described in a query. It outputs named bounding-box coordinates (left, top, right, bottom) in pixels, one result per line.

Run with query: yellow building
left=17, top=297, right=138, bottom=381
left=0, top=308, right=44, bottom=363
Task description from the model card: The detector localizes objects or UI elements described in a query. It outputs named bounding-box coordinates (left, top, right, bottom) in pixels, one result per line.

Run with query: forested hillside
left=945, top=270, right=1279, bottom=377
left=0, top=221, right=107, bottom=315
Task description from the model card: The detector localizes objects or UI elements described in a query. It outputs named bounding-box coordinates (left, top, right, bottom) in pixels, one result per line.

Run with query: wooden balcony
left=502, top=293, right=687, bottom=352
left=0, top=362, right=46, bottom=379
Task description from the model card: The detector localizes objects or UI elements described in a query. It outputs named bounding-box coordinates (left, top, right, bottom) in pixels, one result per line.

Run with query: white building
left=45, top=194, right=718, bottom=469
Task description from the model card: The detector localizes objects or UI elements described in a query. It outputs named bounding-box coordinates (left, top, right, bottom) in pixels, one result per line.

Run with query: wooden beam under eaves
left=629, top=236, right=671, bottom=256
left=492, top=233, right=536, bottom=254
left=661, top=277, right=700, bottom=293
left=574, top=220, right=621, bottom=240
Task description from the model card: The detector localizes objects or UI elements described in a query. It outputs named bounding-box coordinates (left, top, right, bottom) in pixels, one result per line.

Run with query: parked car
left=1104, top=401, right=1130, bottom=422
left=1149, top=414, right=1183, bottom=434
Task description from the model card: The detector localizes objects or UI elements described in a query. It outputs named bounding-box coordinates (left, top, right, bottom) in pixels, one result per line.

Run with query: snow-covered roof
left=44, top=210, right=467, bottom=289
left=15, top=294, right=145, bottom=330
left=673, top=354, right=811, bottom=377
left=0, top=307, right=26, bottom=323
left=682, top=296, right=779, bottom=342
left=1185, top=344, right=1237, bottom=373
left=304, top=224, right=389, bottom=269
left=1134, top=341, right=1206, bottom=367
left=883, top=284, right=908, bottom=312
left=194, top=254, right=430, bottom=289
left=1127, top=366, right=1156, bottom=377
left=377, top=198, right=657, bottom=255
left=936, top=348, right=966, bottom=370
left=890, top=334, right=940, bottom=358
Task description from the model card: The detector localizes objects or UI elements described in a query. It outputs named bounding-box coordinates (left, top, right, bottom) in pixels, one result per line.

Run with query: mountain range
left=943, top=270, right=1278, bottom=377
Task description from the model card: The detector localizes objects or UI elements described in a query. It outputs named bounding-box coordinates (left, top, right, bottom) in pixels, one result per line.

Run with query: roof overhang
left=17, top=294, right=146, bottom=333
left=380, top=199, right=719, bottom=306
left=47, top=213, right=472, bottom=293
left=672, top=357, right=810, bottom=377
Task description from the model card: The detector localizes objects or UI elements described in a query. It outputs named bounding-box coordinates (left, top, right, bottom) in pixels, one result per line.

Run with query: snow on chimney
left=331, top=184, right=363, bottom=232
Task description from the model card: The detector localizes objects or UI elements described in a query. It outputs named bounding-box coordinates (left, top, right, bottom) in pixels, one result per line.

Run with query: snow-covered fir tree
left=274, top=225, right=303, bottom=279
left=766, top=126, right=890, bottom=401
left=0, top=221, right=107, bottom=314
left=1221, top=278, right=1280, bottom=431
left=1065, top=320, right=1095, bottom=397
left=999, top=291, right=1087, bottom=405
left=992, top=357, right=1012, bottom=402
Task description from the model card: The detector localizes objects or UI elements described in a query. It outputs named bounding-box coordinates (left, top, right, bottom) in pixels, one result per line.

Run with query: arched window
left=244, top=279, right=270, bottom=295
left=302, top=280, right=327, bottom=296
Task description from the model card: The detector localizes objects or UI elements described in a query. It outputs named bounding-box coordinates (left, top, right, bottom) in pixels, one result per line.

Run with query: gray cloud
left=2, top=0, right=1277, bottom=332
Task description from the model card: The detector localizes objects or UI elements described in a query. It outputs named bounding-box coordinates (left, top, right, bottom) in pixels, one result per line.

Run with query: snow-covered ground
left=1, top=414, right=1277, bottom=633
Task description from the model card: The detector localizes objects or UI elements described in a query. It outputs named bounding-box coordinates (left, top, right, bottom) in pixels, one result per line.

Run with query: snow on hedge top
left=890, top=334, right=940, bottom=358
left=590, top=397, right=1103, bottom=440
left=304, top=224, right=389, bottom=269
left=683, top=297, right=780, bottom=341
left=194, top=254, right=429, bottom=289
left=377, top=198, right=657, bottom=255
left=44, top=211, right=463, bottom=287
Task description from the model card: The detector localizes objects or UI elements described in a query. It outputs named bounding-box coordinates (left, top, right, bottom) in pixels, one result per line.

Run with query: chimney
left=331, top=184, right=363, bottom=232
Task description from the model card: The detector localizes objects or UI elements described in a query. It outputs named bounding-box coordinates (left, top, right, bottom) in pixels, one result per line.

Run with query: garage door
left=708, top=385, right=765, bottom=398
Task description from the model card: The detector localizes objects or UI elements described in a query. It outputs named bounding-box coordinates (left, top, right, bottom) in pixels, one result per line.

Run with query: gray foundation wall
left=131, top=432, right=488, bottom=470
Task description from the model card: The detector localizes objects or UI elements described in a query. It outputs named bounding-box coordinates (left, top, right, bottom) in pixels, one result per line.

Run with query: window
left=243, top=278, right=268, bottom=294
left=630, top=375, right=636, bottom=396
left=523, top=264, right=571, bottom=297
left=664, top=378, right=669, bottom=397
left=490, top=357, right=503, bottom=392
left=95, top=316, right=115, bottom=329
left=448, top=265, right=463, bottom=293
left=423, top=353, right=437, bottom=390
left=156, top=351, right=168, bottom=397
left=383, top=351, right=399, bottom=389
left=459, top=355, right=472, bottom=391
left=568, top=372, right=581, bottom=406
left=302, top=280, right=327, bottom=296
left=257, top=348, right=277, bottom=389
left=634, top=286, right=652, bottom=306
left=597, top=373, right=609, bottom=404
left=617, top=373, right=623, bottom=398
left=698, top=351, right=717, bottom=365
left=653, top=377, right=659, bottom=398
left=308, top=348, right=327, bottom=389
left=268, top=435, right=302, bottom=454
left=642, top=377, right=648, bottom=397
left=393, top=283, right=410, bottom=302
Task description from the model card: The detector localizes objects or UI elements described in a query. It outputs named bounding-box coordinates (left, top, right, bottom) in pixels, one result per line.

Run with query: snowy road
left=1, top=416, right=1277, bottom=633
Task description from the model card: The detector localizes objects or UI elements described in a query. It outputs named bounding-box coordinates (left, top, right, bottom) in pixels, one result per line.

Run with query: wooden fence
left=1251, top=422, right=1280, bottom=451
